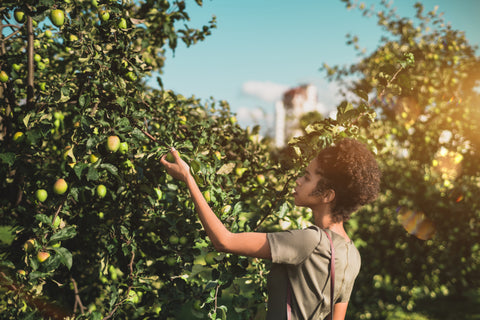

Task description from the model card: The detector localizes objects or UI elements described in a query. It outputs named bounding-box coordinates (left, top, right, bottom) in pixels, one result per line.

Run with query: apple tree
left=0, top=0, right=296, bottom=319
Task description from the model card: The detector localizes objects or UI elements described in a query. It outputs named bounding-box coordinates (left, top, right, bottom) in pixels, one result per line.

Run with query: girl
left=161, top=138, right=381, bottom=320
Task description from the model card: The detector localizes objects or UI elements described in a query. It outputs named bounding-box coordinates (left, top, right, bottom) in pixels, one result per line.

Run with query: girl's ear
left=323, top=189, right=335, bottom=204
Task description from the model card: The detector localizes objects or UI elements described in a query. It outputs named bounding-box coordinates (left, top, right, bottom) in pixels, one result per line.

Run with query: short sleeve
left=267, top=226, right=322, bottom=265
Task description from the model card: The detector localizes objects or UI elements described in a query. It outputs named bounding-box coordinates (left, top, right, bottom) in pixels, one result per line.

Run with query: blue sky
left=152, top=0, right=480, bottom=132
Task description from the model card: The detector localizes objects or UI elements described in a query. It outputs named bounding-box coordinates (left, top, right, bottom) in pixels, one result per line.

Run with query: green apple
left=256, top=174, right=266, bottom=185
left=166, top=151, right=182, bottom=163
left=53, top=178, right=68, bottom=195
left=169, top=234, right=179, bottom=245
left=203, top=190, right=211, bottom=202
left=14, top=9, right=26, bottom=23
left=118, top=18, right=127, bottom=29
left=35, top=189, right=48, bottom=202
left=37, top=251, right=50, bottom=263
left=118, top=142, right=128, bottom=154
left=37, top=61, right=46, bottom=70
left=193, top=299, right=202, bottom=310
left=166, top=152, right=175, bottom=163
left=204, top=252, right=218, bottom=265
left=166, top=256, right=176, bottom=266
left=106, top=135, right=120, bottom=152
left=96, top=184, right=107, bottom=198
left=98, top=10, right=110, bottom=22
left=0, top=70, right=8, bottom=83
left=179, top=236, right=188, bottom=245
left=53, top=111, right=64, bottom=120
left=50, top=9, right=65, bottom=27
left=13, top=131, right=24, bottom=142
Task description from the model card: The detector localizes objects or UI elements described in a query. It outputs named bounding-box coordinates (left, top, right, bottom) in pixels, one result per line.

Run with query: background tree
left=318, top=1, right=480, bottom=318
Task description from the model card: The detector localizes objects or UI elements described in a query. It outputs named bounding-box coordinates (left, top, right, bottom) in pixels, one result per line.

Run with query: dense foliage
left=321, top=1, right=480, bottom=318
left=0, top=0, right=282, bottom=319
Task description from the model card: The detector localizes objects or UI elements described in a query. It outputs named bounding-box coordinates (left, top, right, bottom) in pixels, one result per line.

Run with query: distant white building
left=275, top=84, right=320, bottom=148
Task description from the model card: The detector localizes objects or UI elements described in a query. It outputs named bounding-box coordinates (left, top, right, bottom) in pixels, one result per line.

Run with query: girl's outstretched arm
left=160, top=148, right=271, bottom=260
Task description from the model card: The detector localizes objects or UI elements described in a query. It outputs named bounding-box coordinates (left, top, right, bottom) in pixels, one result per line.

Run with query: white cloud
left=242, top=81, right=289, bottom=102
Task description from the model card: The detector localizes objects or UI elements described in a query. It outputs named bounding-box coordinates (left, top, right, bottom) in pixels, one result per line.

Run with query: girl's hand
left=160, top=147, right=191, bottom=183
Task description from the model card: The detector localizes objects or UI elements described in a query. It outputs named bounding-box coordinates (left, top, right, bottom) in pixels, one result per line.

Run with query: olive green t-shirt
left=266, top=226, right=361, bottom=320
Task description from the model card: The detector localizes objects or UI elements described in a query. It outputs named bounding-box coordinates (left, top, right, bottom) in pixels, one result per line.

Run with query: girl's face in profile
left=293, top=158, right=324, bottom=208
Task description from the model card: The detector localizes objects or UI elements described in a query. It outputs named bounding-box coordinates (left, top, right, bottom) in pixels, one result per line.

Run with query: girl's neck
left=313, top=208, right=350, bottom=242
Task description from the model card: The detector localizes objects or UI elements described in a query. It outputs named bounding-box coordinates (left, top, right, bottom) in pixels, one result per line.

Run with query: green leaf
left=73, top=163, right=88, bottom=180
left=0, top=152, right=16, bottom=166
left=216, top=163, right=235, bottom=175
left=276, top=202, right=289, bottom=219
left=35, top=214, right=51, bottom=225
left=87, top=165, right=100, bottom=181
left=53, top=247, right=73, bottom=270
left=50, top=226, right=77, bottom=242
left=23, top=113, right=32, bottom=128
left=354, top=89, right=369, bottom=102
left=29, top=271, right=50, bottom=280
left=79, top=94, right=86, bottom=107
left=100, top=163, right=119, bottom=178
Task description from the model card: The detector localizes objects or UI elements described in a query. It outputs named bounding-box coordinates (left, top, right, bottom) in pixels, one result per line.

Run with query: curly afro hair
left=313, top=138, right=381, bottom=222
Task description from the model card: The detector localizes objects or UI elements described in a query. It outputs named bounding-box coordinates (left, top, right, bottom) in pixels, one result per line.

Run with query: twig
left=71, top=277, right=86, bottom=315
left=128, top=250, right=135, bottom=279
left=1, top=27, right=22, bottom=42
left=42, top=202, right=64, bottom=241
left=139, top=125, right=157, bottom=142
left=102, top=249, right=136, bottom=320
left=378, top=65, right=404, bottom=101
left=214, top=283, right=220, bottom=311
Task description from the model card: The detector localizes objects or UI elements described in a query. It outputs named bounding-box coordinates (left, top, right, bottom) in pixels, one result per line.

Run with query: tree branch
left=26, top=15, right=35, bottom=108
left=71, top=277, right=86, bottom=315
